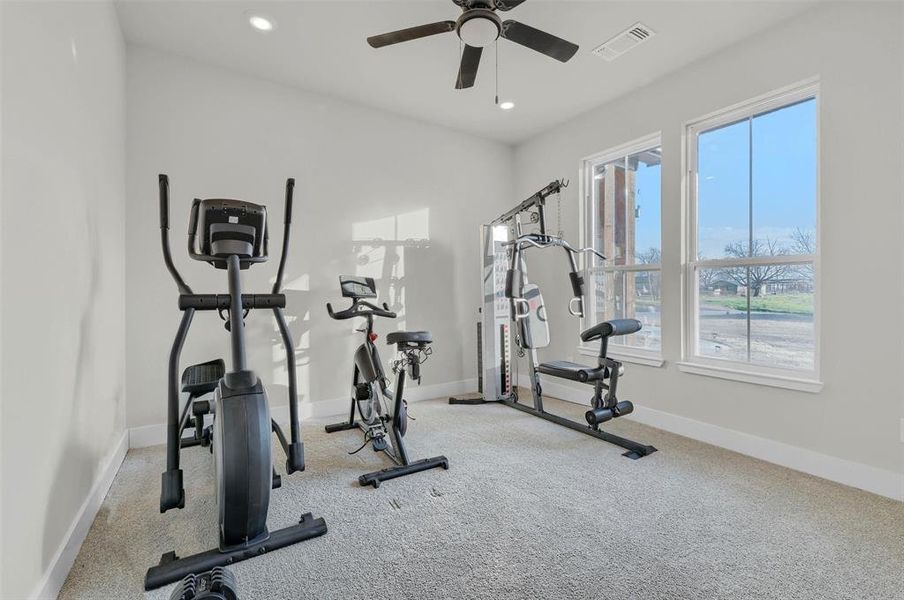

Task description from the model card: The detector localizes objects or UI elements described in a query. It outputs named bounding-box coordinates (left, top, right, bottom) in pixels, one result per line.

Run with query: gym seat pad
left=386, top=331, right=432, bottom=345
left=537, top=360, right=605, bottom=383
left=580, top=319, right=642, bottom=342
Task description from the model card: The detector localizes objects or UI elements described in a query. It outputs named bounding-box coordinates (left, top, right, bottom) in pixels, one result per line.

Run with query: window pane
left=697, top=267, right=749, bottom=362
left=592, top=145, right=661, bottom=267
left=697, top=120, right=750, bottom=259
left=749, top=264, right=815, bottom=370
left=752, top=99, right=817, bottom=255
left=630, top=148, right=662, bottom=265
left=590, top=269, right=661, bottom=351
left=697, top=263, right=816, bottom=371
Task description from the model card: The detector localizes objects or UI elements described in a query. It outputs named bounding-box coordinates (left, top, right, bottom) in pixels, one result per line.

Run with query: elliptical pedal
left=181, top=359, right=225, bottom=396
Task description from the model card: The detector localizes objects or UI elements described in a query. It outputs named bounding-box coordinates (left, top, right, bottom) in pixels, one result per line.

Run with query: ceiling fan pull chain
left=494, top=40, right=499, bottom=105
left=557, top=189, right=563, bottom=238
left=458, top=38, right=463, bottom=89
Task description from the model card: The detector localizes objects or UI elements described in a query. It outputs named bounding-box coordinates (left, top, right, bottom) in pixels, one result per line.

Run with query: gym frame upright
left=449, top=180, right=657, bottom=460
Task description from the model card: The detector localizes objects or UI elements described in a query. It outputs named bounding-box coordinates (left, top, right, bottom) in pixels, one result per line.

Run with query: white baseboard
left=129, top=378, right=478, bottom=448
left=30, top=430, right=129, bottom=600
left=518, top=375, right=904, bottom=502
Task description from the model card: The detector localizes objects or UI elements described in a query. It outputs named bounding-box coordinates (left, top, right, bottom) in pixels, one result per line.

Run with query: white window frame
left=680, top=79, right=822, bottom=392
left=578, top=132, right=664, bottom=366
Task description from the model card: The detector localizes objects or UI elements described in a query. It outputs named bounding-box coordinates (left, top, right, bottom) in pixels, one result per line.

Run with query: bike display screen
left=339, top=276, right=377, bottom=299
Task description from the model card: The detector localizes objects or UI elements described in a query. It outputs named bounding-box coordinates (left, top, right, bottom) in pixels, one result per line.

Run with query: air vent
left=591, top=22, right=656, bottom=61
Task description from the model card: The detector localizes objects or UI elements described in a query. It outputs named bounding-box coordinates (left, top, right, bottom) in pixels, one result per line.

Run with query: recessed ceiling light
left=247, top=13, right=275, bottom=32
left=499, top=101, right=515, bottom=110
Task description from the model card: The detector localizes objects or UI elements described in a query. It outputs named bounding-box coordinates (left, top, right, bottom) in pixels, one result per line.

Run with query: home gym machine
left=449, top=180, right=657, bottom=459
left=325, top=276, right=449, bottom=488
left=146, top=175, right=327, bottom=591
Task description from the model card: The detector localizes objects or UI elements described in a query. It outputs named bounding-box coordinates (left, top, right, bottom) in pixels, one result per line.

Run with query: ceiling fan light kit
left=457, top=9, right=501, bottom=47
left=366, top=0, right=578, bottom=91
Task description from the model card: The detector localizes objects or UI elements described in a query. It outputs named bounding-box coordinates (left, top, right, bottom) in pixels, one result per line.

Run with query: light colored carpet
left=60, top=396, right=903, bottom=600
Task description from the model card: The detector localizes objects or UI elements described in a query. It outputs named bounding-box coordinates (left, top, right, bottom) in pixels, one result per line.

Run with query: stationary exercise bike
left=146, top=175, right=327, bottom=590
left=324, top=276, right=449, bottom=488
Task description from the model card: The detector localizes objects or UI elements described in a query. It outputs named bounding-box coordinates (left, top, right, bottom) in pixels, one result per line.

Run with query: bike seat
left=181, top=359, right=225, bottom=396
left=580, top=319, right=642, bottom=343
left=386, top=331, right=432, bottom=346
left=537, top=360, right=606, bottom=383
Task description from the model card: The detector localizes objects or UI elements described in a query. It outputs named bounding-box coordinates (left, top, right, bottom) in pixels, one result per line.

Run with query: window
left=684, top=82, right=819, bottom=388
left=582, top=134, right=662, bottom=358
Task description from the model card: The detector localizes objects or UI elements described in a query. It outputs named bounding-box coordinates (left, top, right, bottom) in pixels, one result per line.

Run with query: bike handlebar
left=326, top=299, right=396, bottom=321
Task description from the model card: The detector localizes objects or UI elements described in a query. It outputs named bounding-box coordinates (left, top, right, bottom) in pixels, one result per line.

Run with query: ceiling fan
left=367, top=0, right=579, bottom=90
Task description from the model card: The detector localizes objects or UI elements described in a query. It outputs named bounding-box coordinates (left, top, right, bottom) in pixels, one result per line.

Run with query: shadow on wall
left=352, top=208, right=432, bottom=331
left=266, top=207, right=458, bottom=414
left=42, top=204, right=124, bottom=579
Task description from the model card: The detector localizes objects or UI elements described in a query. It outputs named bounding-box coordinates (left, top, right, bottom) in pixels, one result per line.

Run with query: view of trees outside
left=694, top=97, right=817, bottom=370
left=696, top=259, right=815, bottom=370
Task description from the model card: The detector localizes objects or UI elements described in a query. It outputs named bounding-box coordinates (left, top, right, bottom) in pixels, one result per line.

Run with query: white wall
left=125, top=47, right=513, bottom=430
left=0, top=2, right=127, bottom=598
left=513, top=2, right=904, bottom=493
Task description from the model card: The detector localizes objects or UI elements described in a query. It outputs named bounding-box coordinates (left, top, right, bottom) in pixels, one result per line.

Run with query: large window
left=685, top=83, right=819, bottom=386
left=583, top=134, right=662, bottom=357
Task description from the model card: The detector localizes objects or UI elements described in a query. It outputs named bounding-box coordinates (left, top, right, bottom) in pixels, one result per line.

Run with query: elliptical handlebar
left=272, top=178, right=294, bottom=294
left=159, top=174, right=193, bottom=295
left=326, top=299, right=396, bottom=321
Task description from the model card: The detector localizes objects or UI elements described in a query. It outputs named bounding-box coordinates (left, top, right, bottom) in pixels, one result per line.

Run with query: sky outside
left=630, top=98, right=816, bottom=260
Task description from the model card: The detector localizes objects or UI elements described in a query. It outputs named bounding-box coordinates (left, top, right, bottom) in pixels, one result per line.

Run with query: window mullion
left=747, top=116, right=753, bottom=362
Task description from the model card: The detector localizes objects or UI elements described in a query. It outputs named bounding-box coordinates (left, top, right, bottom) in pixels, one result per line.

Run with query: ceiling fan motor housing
left=457, top=8, right=502, bottom=47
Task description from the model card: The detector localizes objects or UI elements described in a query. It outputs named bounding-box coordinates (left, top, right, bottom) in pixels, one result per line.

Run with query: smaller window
left=582, top=134, right=662, bottom=356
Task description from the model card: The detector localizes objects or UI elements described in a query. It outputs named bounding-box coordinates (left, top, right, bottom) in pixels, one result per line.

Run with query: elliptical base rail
left=145, top=513, right=327, bottom=591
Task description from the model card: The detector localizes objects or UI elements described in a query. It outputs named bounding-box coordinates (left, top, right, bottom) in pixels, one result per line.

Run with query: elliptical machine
left=146, top=175, right=327, bottom=590
left=324, top=276, right=449, bottom=488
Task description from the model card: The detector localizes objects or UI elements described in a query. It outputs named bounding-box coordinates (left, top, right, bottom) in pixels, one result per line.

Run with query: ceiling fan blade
left=495, top=0, right=528, bottom=11
left=367, top=21, right=456, bottom=48
left=501, top=20, right=579, bottom=62
left=455, top=44, right=483, bottom=89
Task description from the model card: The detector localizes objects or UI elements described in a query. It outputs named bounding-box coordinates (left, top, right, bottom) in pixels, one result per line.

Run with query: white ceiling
left=116, top=0, right=817, bottom=144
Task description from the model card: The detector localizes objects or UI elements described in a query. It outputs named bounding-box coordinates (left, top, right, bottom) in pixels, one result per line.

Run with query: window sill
left=577, top=346, right=664, bottom=368
left=676, top=361, right=823, bottom=393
